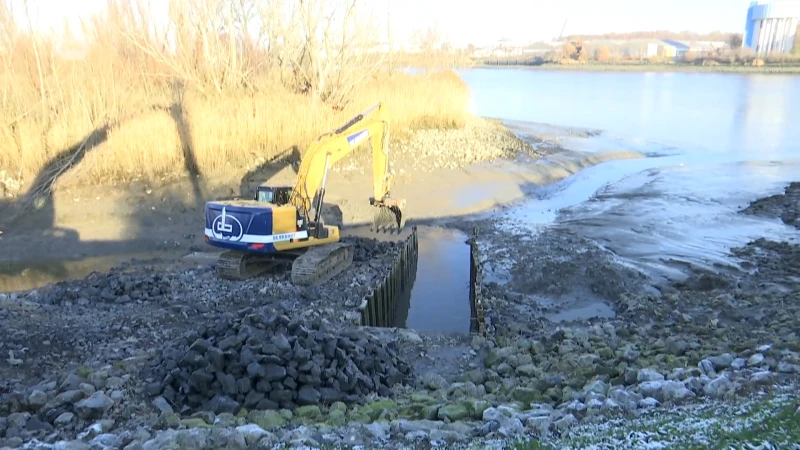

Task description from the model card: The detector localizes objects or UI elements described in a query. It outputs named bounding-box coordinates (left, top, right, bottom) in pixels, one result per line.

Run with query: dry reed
left=0, top=2, right=471, bottom=188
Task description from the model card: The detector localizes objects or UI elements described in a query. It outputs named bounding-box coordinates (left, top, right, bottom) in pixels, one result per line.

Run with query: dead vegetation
left=551, top=38, right=800, bottom=67
left=0, top=0, right=471, bottom=189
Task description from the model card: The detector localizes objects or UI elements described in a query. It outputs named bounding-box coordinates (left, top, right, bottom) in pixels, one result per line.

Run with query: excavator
left=203, top=102, right=406, bottom=285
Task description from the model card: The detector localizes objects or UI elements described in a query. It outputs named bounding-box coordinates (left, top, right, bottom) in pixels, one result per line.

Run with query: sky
left=386, top=0, right=758, bottom=43
left=12, top=0, right=776, bottom=46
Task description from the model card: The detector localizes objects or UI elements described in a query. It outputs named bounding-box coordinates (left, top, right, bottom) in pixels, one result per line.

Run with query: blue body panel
left=204, top=202, right=278, bottom=253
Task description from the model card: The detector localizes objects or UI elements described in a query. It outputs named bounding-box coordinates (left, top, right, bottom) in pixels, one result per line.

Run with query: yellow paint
left=276, top=103, right=399, bottom=251
left=271, top=205, right=297, bottom=234
left=292, top=104, right=394, bottom=214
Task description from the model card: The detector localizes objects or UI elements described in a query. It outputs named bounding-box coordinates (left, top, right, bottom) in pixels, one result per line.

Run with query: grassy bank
left=476, top=61, right=800, bottom=74
left=512, top=387, right=800, bottom=450
left=0, top=4, right=471, bottom=189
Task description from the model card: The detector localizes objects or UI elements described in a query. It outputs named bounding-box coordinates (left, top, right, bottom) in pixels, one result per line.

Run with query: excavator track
left=290, top=242, right=354, bottom=286
left=215, top=250, right=287, bottom=281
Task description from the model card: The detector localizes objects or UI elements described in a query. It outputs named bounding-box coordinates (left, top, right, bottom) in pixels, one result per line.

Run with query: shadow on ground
left=0, top=81, right=290, bottom=290
left=0, top=122, right=112, bottom=283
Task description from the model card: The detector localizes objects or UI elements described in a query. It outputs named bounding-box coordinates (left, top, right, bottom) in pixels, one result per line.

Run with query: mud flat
left=461, top=180, right=800, bottom=448
left=1, top=120, right=799, bottom=449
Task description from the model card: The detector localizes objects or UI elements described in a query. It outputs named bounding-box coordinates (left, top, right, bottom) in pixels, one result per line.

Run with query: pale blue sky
left=16, top=0, right=767, bottom=45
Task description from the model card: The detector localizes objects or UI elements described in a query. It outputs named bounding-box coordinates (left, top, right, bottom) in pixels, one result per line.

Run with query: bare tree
left=410, top=24, right=444, bottom=72
left=21, top=0, right=46, bottom=106
left=80, top=0, right=383, bottom=107
left=414, top=24, right=442, bottom=54
left=0, top=0, right=22, bottom=151
left=319, top=0, right=385, bottom=109
left=0, top=0, right=18, bottom=105
left=111, top=0, right=254, bottom=95
left=262, top=0, right=384, bottom=109
left=0, top=0, right=17, bottom=54
left=252, top=0, right=291, bottom=84
left=728, top=33, right=743, bottom=49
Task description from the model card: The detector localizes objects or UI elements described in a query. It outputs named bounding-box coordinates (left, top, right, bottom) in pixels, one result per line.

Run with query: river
left=461, top=68, right=800, bottom=157
left=459, top=67, right=800, bottom=283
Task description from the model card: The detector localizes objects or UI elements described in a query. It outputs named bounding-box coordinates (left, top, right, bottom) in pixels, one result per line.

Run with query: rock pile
left=33, top=270, right=175, bottom=306
left=394, top=117, right=536, bottom=171
left=346, top=236, right=403, bottom=264
left=0, top=368, right=128, bottom=446
left=143, top=312, right=414, bottom=415
left=330, top=116, right=537, bottom=174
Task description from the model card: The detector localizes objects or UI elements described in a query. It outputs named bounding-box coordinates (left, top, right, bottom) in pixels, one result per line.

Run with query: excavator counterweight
left=203, top=102, right=406, bottom=285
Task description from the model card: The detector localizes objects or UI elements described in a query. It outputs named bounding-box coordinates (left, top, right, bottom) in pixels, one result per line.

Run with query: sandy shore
left=0, top=119, right=798, bottom=449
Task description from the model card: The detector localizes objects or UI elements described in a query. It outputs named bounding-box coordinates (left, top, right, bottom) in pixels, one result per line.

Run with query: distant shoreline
left=472, top=62, right=800, bottom=74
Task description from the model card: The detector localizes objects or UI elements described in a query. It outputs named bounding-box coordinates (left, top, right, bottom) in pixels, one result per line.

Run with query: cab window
left=257, top=190, right=274, bottom=203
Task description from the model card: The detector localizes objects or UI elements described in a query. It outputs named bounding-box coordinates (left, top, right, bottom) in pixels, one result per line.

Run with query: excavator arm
left=289, top=102, right=406, bottom=231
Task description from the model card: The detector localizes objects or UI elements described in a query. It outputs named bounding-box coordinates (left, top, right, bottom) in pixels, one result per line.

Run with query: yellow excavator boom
left=290, top=102, right=405, bottom=230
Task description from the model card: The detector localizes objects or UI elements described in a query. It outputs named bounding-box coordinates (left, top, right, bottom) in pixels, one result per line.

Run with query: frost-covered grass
left=514, top=385, right=800, bottom=450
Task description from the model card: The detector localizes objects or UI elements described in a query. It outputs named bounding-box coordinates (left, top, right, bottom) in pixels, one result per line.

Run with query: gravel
left=331, top=116, right=538, bottom=174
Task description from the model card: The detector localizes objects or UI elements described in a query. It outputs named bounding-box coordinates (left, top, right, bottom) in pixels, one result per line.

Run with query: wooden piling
left=358, top=225, right=486, bottom=335
left=360, top=226, right=419, bottom=327
left=468, top=227, right=487, bottom=336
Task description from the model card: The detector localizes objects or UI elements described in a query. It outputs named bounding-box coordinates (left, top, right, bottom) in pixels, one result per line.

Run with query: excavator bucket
left=371, top=198, right=406, bottom=233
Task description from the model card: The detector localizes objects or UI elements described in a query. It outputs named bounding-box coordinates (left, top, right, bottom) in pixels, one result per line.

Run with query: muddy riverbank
left=0, top=118, right=798, bottom=449
left=0, top=117, right=642, bottom=292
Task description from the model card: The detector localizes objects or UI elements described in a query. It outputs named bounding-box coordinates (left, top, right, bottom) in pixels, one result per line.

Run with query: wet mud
left=552, top=162, right=800, bottom=285
left=475, top=177, right=800, bottom=342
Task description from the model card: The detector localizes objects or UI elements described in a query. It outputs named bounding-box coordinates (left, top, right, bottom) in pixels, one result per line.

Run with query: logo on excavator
left=347, top=129, right=370, bottom=147
left=211, top=207, right=243, bottom=242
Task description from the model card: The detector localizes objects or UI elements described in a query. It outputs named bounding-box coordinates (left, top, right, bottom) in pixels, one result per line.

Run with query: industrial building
left=743, top=0, right=800, bottom=54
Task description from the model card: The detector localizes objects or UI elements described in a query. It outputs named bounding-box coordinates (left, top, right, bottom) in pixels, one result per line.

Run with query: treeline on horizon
left=559, top=30, right=741, bottom=42
left=484, top=28, right=800, bottom=68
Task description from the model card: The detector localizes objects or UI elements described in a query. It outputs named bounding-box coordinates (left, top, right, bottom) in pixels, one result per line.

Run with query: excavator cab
left=255, top=185, right=292, bottom=205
